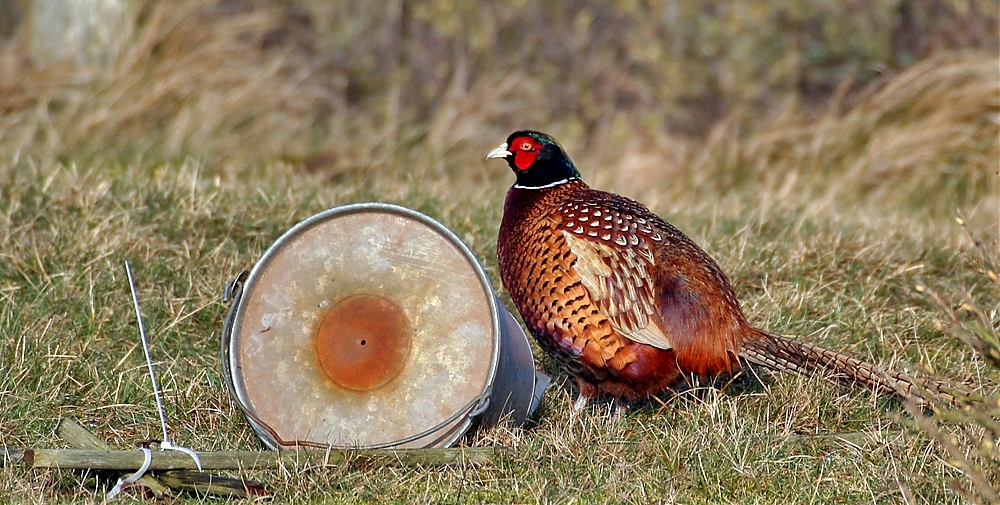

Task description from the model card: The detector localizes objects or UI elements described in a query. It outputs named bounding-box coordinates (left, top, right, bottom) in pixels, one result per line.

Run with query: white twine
left=104, top=448, right=152, bottom=500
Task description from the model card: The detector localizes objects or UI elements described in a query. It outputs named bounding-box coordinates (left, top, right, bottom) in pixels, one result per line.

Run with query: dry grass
left=0, top=2, right=336, bottom=163
left=0, top=0, right=995, bottom=218
left=0, top=151, right=996, bottom=504
left=0, top=0, right=998, bottom=503
left=675, top=53, right=998, bottom=219
left=909, top=225, right=1000, bottom=504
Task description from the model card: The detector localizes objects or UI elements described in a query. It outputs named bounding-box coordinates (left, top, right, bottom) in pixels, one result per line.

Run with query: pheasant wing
left=556, top=202, right=672, bottom=351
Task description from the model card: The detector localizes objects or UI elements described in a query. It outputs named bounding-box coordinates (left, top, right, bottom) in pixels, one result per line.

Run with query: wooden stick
left=57, top=418, right=264, bottom=498
left=1, top=448, right=24, bottom=467
left=55, top=418, right=115, bottom=450
left=15, top=446, right=495, bottom=470
left=57, top=418, right=178, bottom=497
left=55, top=417, right=173, bottom=497
left=155, top=471, right=268, bottom=498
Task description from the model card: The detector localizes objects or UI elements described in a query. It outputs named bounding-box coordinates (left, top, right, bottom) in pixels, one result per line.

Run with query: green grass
left=0, top=0, right=998, bottom=502
left=0, top=154, right=995, bottom=503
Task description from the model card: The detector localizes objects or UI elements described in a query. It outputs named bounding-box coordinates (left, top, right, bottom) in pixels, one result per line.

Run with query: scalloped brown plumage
left=489, top=130, right=961, bottom=407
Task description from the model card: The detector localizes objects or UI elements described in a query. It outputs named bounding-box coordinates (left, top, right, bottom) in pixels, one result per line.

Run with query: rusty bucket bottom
left=315, top=294, right=411, bottom=392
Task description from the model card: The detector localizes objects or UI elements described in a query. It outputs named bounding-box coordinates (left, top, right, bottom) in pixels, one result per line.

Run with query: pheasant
left=488, top=130, right=958, bottom=409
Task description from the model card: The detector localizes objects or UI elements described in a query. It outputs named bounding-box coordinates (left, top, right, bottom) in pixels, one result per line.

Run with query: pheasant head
left=487, top=130, right=582, bottom=189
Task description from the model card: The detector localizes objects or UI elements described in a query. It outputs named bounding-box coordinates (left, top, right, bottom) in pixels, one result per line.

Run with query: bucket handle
left=467, top=395, right=491, bottom=418
left=220, top=270, right=249, bottom=416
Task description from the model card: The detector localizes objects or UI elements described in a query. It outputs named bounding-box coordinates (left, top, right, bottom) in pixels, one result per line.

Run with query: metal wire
left=124, top=261, right=171, bottom=445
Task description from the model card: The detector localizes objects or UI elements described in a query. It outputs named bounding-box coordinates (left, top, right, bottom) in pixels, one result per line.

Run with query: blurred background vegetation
left=0, top=0, right=996, bottom=218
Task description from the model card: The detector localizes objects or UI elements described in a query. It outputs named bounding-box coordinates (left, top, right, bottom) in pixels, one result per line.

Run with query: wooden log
left=56, top=418, right=264, bottom=498
left=54, top=418, right=110, bottom=450
left=19, top=446, right=495, bottom=470
left=1, top=448, right=24, bottom=466
left=55, top=418, right=173, bottom=497
left=155, top=471, right=268, bottom=498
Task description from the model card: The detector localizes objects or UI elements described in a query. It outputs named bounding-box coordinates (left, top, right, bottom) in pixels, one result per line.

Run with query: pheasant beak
left=486, top=143, right=512, bottom=160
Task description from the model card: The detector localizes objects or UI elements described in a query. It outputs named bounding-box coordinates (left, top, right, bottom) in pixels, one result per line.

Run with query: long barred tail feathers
left=738, top=329, right=967, bottom=407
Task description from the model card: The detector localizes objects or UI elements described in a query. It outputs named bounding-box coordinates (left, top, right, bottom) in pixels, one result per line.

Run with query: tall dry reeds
left=677, top=52, right=999, bottom=216
left=0, top=1, right=338, bottom=163
left=0, top=0, right=995, bottom=217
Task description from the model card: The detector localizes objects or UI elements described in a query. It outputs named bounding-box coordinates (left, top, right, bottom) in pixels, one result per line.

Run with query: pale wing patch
left=562, top=231, right=673, bottom=350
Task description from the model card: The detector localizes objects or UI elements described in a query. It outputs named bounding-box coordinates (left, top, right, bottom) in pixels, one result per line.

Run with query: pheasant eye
left=520, top=141, right=533, bottom=151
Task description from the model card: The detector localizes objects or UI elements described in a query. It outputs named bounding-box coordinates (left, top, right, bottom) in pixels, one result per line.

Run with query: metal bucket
left=221, top=203, right=549, bottom=450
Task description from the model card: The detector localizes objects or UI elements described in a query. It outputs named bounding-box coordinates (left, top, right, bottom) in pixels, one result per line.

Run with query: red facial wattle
left=513, top=150, right=538, bottom=171
left=510, top=136, right=543, bottom=171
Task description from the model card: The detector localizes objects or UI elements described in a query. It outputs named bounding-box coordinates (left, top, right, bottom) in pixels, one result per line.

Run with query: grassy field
left=2, top=147, right=998, bottom=504
left=1, top=1, right=999, bottom=503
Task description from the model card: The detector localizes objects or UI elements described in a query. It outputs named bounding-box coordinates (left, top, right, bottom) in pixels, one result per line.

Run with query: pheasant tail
left=739, top=329, right=964, bottom=406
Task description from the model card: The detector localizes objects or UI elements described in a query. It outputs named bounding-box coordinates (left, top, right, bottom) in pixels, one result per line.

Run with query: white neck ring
left=514, top=177, right=579, bottom=190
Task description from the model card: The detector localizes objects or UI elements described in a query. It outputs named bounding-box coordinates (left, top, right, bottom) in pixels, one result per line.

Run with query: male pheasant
left=488, top=130, right=957, bottom=408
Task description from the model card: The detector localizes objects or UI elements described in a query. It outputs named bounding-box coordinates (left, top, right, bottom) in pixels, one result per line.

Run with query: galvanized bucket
left=221, top=203, right=549, bottom=450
